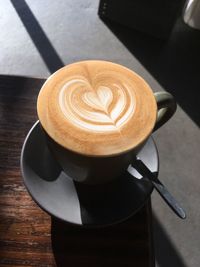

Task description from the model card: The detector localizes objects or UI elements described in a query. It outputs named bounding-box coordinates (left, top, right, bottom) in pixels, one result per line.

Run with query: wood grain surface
left=0, top=75, right=154, bottom=267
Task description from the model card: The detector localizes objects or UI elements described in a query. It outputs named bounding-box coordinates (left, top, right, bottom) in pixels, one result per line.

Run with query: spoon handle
left=133, top=158, right=186, bottom=219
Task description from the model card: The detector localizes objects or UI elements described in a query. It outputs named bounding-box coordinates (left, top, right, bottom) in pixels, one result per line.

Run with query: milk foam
left=37, top=60, right=157, bottom=156
left=58, top=76, right=135, bottom=132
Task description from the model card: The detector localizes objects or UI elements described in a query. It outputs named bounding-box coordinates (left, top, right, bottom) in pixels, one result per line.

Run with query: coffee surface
left=37, top=60, right=157, bottom=156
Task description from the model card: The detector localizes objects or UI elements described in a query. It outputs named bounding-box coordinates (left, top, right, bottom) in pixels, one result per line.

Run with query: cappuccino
left=37, top=61, right=157, bottom=156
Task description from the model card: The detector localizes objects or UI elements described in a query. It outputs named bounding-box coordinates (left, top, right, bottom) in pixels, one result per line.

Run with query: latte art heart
left=59, top=78, right=135, bottom=132
left=37, top=60, right=157, bottom=156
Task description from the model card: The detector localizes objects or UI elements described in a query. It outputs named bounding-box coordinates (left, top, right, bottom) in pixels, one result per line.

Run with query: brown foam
left=37, top=60, right=157, bottom=156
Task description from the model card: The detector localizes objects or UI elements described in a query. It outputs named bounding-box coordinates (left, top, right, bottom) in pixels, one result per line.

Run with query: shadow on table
left=10, top=0, right=64, bottom=73
left=51, top=211, right=187, bottom=267
left=152, top=213, right=187, bottom=267
left=101, top=17, right=200, bottom=126
left=51, top=205, right=151, bottom=267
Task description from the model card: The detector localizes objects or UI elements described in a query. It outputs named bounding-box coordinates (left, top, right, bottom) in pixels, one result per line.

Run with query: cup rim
left=37, top=60, right=157, bottom=158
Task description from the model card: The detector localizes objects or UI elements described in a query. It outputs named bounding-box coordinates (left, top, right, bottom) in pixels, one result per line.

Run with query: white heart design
left=83, top=86, right=113, bottom=112
left=59, top=77, right=135, bottom=132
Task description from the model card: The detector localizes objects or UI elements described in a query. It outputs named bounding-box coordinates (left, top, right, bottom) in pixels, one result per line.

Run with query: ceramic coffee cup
left=37, top=60, right=176, bottom=184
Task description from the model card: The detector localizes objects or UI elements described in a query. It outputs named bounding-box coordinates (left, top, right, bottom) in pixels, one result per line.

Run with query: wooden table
left=0, top=75, right=155, bottom=267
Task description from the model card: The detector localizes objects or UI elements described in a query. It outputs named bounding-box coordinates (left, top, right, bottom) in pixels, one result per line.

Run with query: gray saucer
left=21, top=121, right=159, bottom=227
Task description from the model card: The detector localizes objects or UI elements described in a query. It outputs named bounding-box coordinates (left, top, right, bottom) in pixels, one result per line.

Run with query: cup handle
left=153, top=92, right=177, bottom=132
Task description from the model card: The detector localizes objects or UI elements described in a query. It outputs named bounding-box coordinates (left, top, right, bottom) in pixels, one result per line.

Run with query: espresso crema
left=37, top=61, right=157, bottom=156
